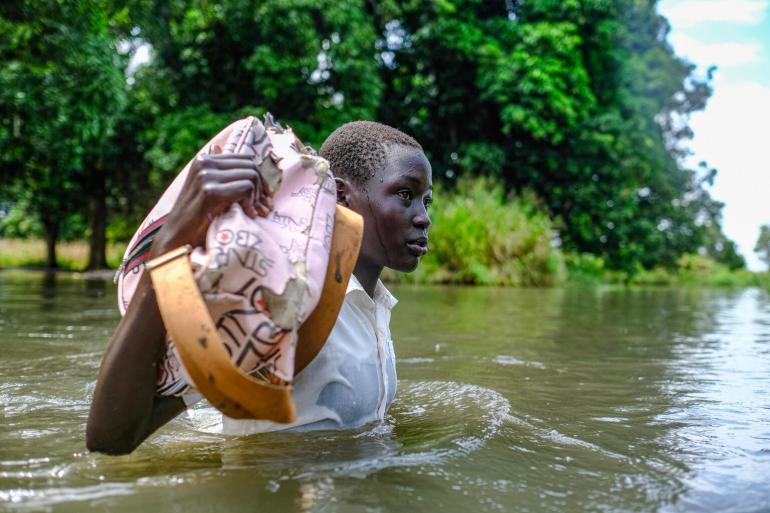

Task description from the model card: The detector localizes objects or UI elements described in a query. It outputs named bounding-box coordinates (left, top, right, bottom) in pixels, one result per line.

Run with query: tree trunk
left=86, top=175, right=108, bottom=270
left=43, top=220, right=58, bottom=269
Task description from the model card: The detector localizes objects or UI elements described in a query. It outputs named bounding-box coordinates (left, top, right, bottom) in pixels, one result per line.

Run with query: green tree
left=375, top=0, right=735, bottom=272
left=0, top=0, right=126, bottom=268
left=756, top=225, right=770, bottom=271
left=120, top=0, right=382, bottom=189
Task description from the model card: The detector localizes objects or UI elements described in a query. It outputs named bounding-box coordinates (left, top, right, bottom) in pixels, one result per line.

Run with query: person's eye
left=396, top=190, right=412, bottom=201
left=424, top=197, right=433, bottom=209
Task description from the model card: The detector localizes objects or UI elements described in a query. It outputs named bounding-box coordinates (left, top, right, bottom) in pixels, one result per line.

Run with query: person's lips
left=406, top=236, right=428, bottom=256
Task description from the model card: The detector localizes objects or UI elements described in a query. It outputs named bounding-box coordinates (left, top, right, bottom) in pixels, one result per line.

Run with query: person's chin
left=392, top=253, right=422, bottom=273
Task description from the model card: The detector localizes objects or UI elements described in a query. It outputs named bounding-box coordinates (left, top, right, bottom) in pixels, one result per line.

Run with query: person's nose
left=413, top=203, right=431, bottom=230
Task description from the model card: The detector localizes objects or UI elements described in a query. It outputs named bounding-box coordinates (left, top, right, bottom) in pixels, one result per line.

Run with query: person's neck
left=353, top=261, right=383, bottom=299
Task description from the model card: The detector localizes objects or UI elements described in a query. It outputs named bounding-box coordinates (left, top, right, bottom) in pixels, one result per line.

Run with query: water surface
left=1, top=270, right=769, bottom=512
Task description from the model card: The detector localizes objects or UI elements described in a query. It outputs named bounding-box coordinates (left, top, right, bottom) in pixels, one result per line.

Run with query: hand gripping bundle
left=116, top=116, right=363, bottom=423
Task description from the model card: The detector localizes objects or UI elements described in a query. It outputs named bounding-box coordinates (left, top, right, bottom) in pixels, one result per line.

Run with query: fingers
left=187, top=147, right=277, bottom=223
left=202, top=179, right=273, bottom=218
left=251, top=195, right=273, bottom=218
left=188, top=153, right=254, bottom=183
left=191, top=160, right=272, bottom=219
left=208, top=152, right=255, bottom=159
left=203, top=180, right=257, bottom=215
left=199, top=156, right=259, bottom=170
left=239, top=198, right=259, bottom=219
left=203, top=168, right=261, bottom=184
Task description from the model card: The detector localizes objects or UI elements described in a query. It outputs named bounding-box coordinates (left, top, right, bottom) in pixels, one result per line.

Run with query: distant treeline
left=0, top=0, right=746, bottom=274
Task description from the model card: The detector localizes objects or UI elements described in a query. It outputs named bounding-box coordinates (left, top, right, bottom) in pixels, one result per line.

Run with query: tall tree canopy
left=124, top=0, right=382, bottom=189
left=376, top=0, right=737, bottom=271
left=0, top=0, right=126, bottom=268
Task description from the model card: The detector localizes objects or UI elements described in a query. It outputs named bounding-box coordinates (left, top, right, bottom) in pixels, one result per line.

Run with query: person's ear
left=335, top=177, right=352, bottom=207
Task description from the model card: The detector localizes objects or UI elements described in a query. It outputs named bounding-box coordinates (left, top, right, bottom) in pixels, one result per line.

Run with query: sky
left=658, top=0, right=770, bottom=270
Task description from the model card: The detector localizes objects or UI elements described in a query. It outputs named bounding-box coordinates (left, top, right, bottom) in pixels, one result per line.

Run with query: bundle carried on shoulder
left=116, top=115, right=362, bottom=423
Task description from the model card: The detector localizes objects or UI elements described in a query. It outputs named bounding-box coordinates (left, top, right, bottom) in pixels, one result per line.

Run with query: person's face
left=341, top=144, right=433, bottom=273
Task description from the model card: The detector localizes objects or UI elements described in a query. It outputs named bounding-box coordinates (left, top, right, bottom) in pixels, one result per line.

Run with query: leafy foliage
left=390, top=178, right=564, bottom=286
left=376, top=0, right=737, bottom=273
left=0, top=0, right=126, bottom=267
left=0, top=0, right=745, bottom=277
left=129, top=0, right=381, bottom=157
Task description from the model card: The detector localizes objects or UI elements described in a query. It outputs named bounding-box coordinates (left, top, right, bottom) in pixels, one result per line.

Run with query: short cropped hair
left=319, top=121, right=422, bottom=185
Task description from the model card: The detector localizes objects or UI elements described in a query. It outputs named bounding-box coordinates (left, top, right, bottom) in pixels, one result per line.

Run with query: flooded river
left=1, top=270, right=769, bottom=512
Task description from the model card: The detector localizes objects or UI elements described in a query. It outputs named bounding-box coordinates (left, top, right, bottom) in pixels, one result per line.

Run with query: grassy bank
left=2, top=237, right=767, bottom=289
left=0, top=238, right=127, bottom=271
left=628, top=254, right=770, bottom=289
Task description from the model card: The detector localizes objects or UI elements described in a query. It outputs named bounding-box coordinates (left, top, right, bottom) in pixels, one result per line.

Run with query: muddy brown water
left=1, top=270, right=769, bottom=512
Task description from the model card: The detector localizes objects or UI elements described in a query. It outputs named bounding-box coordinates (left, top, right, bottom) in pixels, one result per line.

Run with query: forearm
left=86, top=272, right=184, bottom=454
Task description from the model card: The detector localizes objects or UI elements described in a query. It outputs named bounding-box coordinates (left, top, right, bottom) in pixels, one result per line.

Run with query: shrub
left=629, top=254, right=770, bottom=288
left=387, top=177, right=565, bottom=286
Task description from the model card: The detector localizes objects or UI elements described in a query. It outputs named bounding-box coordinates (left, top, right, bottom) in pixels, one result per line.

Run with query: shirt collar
left=346, top=274, right=398, bottom=311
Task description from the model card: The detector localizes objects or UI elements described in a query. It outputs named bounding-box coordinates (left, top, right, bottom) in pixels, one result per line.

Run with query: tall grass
left=629, top=254, right=770, bottom=289
left=0, top=239, right=127, bottom=271
left=386, top=178, right=565, bottom=286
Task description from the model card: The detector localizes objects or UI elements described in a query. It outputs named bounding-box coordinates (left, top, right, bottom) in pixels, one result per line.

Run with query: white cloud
left=686, top=77, right=770, bottom=270
left=662, top=0, right=769, bottom=28
left=668, top=33, right=762, bottom=67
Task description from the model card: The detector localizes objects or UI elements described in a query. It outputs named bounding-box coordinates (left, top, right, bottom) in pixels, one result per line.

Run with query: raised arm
left=86, top=150, right=270, bottom=455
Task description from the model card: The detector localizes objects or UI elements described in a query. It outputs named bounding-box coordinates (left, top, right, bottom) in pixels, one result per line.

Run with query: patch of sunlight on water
left=1, top=270, right=769, bottom=512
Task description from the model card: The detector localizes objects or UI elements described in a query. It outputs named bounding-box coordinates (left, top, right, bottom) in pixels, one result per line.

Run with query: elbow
left=85, top=422, right=141, bottom=456
left=86, top=438, right=136, bottom=456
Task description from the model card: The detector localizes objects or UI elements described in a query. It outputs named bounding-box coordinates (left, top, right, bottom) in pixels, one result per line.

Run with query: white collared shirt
left=214, top=275, right=398, bottom=435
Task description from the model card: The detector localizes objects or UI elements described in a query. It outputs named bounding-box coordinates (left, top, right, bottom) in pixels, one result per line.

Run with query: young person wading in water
left=87, top=121, right=433, bottom=454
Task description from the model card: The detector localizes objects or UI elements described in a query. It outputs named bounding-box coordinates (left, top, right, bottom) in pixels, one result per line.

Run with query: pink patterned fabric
left=116, top=116, right=337, bottom=395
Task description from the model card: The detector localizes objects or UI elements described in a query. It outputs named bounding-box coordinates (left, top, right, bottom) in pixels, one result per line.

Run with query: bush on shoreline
left=628, top=254, right=770, bottom=289
left=384, top=178, right=565, bottom=287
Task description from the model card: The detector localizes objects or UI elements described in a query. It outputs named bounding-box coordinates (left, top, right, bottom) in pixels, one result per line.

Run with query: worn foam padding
left=294, top=205, right=363, bottom=375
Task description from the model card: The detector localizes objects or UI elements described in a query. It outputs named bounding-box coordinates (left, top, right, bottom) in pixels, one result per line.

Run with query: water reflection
left=1, top=271, right=769, bottom=512
left=83, top=277, right=108, bottom=299
left=41, top=270, right=57, bottom=300
left=658, top=288, right=770, bottom=512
